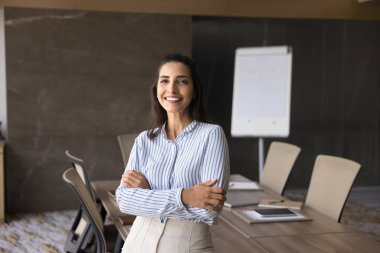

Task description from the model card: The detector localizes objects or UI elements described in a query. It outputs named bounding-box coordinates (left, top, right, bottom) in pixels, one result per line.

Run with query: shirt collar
left=161, top=120, right=198, bottom=140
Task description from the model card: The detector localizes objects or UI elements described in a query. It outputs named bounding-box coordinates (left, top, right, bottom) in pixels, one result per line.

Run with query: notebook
left=224, top=191, right=262, bottom=207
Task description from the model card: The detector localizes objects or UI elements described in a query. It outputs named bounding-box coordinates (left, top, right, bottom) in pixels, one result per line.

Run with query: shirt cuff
left=176, top=188, right=185, bottom=208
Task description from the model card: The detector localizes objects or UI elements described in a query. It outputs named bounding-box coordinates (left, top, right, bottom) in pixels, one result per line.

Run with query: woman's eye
left=178, top=78, right=188, bottom=84
left=159, top=79, right=168, bottom=84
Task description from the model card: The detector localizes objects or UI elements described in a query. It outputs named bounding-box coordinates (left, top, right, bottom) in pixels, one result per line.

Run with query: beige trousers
left=121, top=216, right=214, bottom=253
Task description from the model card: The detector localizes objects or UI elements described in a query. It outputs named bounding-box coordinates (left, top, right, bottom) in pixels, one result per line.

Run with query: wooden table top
left=92, top=175, right=380, bottom=252
left=220, top=204, right=353, bottom=238
left=92, top=180, right=131, bottom=241
left=91, top=179, right=266, bottom=252
left=252, top=232, right=380, bottom=253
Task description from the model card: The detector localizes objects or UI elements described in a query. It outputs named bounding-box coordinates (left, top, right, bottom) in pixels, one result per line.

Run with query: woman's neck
left=166, top=113, right=192, bottom=140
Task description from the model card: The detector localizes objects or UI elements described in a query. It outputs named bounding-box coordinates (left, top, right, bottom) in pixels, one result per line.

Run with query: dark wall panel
left=5, top=7, right=191, bottom=212
left=193, top=17, right=380, bottom=188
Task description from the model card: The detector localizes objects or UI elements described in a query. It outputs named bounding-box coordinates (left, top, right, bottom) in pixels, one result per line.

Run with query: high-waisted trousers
left=121, top=216, right=214, bottom=253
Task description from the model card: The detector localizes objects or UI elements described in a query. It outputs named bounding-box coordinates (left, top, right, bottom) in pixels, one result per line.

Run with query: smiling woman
left=148, top=53, right=211, bottom=140
left=156, top=62, right=194, bottom=124
left=115, top=53, right=230, bottom=253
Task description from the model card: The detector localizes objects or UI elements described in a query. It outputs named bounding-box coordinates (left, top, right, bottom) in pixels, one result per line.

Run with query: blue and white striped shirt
left=116, top=120, right=230, bottom=225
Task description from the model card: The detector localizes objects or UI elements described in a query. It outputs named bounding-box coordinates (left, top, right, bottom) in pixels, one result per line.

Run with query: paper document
left=228, top=181, right=260, bottom=190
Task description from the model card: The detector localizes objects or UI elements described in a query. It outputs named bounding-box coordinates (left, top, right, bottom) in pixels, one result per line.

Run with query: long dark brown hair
left=147, top=53, right=211, bottom=139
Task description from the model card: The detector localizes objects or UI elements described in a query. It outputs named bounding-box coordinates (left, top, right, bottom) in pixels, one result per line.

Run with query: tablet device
left=254, top=208, right=297, bottom=217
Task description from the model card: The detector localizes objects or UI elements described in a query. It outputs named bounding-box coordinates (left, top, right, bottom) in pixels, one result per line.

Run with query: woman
left=116, top=53, right=230, bottom=253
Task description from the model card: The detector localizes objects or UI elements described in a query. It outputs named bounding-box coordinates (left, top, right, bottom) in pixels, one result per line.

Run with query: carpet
left=0, top=210, right=76, bottom=253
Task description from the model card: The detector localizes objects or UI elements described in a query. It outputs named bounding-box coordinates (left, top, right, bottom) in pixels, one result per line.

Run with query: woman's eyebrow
left=159, top=75, right=190, bottom=79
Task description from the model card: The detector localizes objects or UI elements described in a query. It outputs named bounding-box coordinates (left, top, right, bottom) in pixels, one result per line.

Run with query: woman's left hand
left=121, top=170, right=151, bottom=189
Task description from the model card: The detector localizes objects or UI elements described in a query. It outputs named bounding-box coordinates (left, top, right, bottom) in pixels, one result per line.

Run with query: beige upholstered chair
left=63, top=167, right=107, bottom=253
left=117, top=133, right=139, bottom=167
left=305, top=155, right=361, bottom=222
left=260, top=141, right=301, bottom=195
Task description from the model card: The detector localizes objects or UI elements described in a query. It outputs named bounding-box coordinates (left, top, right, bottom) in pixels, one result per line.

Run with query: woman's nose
left=167, top=82, right=178, bottom=93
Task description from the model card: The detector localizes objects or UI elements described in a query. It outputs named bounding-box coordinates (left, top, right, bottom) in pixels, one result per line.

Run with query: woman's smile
left=157, top=62, right=194, bottom=115
left=164, top=96, right=182, bottom=102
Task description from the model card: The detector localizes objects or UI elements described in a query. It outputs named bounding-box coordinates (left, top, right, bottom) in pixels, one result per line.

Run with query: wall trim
left=0, top=0, right=380, bottom=20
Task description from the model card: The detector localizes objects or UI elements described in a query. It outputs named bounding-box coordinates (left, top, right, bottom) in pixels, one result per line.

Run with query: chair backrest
left=63, top=167, right=106, bottom=253
left=117, top=133, right=139, bottom=167
left=260, top=141, right=301, bottom=195
left=65, top=150, right=96, bottom=201
left=305, top=154, right=361, bottom=222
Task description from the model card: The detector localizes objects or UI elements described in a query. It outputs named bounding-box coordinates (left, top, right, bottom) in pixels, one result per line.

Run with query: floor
left=0, top=186, right=379, bottom=253
left=0, top=210, right=76, bottom=253
left=340, top=186, right=380, bottom=241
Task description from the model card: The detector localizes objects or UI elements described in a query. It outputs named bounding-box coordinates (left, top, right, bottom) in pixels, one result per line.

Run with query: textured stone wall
left=5, top=7, right=191, bottom=212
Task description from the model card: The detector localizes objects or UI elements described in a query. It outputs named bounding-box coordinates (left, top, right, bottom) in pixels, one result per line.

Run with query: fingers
left=209, top=192, right=227, bottom=202
left=200, top=188, right=226, bottom=210
left=121, top=174, right=137, bottom=188
left=124, top=171, right=141, bottom=183
left=207, top=198, right=225, bottom=207
left=205, top=202, right=224, bottom=212
left=206, top=187, right=227, bottom=202
left=122, top=172, right=136, bottom=183
left=205, top=190, right=226, bottom=212
left=199, top=180, right=226, bottom=196
left=121, top=170, right=151, bottom=189
left=210, top=187, right=225, bottom=194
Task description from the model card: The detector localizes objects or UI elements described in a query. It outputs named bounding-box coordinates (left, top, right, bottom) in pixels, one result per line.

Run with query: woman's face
left=157, top=62, right=194, bottom=116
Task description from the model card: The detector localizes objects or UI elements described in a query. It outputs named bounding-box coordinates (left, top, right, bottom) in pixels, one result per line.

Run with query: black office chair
left=64, top=150, right=98, bottom=253
left=63, top=167, right=107, bottom=253
left=66, top=150, right=97, bottom=200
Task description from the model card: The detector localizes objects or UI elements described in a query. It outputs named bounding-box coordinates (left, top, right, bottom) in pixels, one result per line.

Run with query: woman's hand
left=121, top=170, right=151, bottom=189
left=181, top=179, right=227, bottom=213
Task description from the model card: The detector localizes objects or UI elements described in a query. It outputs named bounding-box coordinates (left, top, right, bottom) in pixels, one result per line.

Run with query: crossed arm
left=116, top=126, right=230, bottom=223
left=121, top=170, right=227, bottom=212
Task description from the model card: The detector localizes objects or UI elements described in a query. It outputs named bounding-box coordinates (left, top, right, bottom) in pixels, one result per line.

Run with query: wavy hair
left=147, top=53, right=211, bottom=139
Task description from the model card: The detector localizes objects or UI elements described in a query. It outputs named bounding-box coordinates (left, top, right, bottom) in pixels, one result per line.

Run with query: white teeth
left=165, top=97, right=181, bottom=101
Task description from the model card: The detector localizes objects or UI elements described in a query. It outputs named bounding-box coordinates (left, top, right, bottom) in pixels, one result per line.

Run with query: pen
left=268, top=200, right=285, bottom=204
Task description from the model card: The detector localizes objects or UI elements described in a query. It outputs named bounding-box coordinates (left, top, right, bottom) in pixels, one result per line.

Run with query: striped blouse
left=115, top=120, right=230, bottom=225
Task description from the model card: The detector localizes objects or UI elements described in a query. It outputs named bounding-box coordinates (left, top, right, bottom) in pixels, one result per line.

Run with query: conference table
left=92, top=175, right=380, bottom=253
